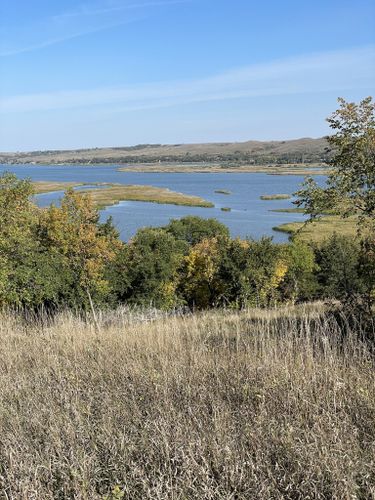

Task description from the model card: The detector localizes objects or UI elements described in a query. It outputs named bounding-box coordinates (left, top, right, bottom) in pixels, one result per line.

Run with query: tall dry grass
left=0, top=305, right=374, bottom=499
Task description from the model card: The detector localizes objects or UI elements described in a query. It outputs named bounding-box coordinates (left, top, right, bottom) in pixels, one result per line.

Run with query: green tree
left=315, top=234, right=363, bottom=300
left=281, top=240, right=317, bottom=303
left=164, top=216, right=230, bottom=246
left=240, top=238, right=288, bottom=308
left=296, top=97, right=375, bottom=308
left=296, top=97, right=375, bottom=232
left=110, top=228, right=186, bottom=309
left=0, top=173, right=68, bottom=308
left=38, top=188, right=119, bottom=308
left=180, top=236, right=289, bottom=309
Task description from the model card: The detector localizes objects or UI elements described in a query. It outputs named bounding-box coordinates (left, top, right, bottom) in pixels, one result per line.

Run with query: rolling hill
left=0, top=137, right=330, bottom=165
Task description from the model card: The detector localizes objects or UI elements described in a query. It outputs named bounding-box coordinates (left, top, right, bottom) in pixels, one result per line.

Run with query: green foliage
left=296, top=97, right=375, bottom=233
left=180, top=236, right=290, bottom=309
left=109, top=228, right=186, bottom=309
left=358, top=236, right=375, bottom=309
left=0, top=174, right=118, bottom=309
left=1, top=173, right=373, bottom=313
left=281, top=240, right=317, bottom=302
left=294, top=97, right=375, bottom=308
left=315, top=234, right=363, bottom=300
left=38, top=188, right=119, bottom=308
left=0, top=173, right=57, bottom=307
left=163, top=215, right=230, bottom=246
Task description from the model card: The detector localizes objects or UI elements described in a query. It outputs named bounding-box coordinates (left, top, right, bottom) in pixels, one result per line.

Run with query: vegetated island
left=34, top=181, right=87, bottom=193
left=260, top=194, right=291, bottom=200
left=273, top=215, right=358, bottom=243
left=270, top=207, right=305, bottom=213
left=32, top=182, right=214, bottom=209
left=215, top=189, right=232, bottom=195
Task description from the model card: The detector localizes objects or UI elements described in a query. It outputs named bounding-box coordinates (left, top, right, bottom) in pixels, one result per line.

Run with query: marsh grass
left=32, top=182, right=214, bottom=208
left=0, top=304, right=374, bottom=499
left=33, top=181, right=85, bottom=193
left=260, top=194, right=291, bottom=200
left=83, top=184, right=214, bottom=209
left=273, top=215, right=358, bottom=242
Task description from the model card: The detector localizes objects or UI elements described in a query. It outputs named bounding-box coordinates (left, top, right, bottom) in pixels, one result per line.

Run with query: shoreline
left=2, top=162, right=328, bottom=176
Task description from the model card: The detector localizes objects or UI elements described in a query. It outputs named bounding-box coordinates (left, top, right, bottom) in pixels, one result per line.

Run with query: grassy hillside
left=0, top=137, right=329, bottom=166
left=0, top=305, right=374, bottom=499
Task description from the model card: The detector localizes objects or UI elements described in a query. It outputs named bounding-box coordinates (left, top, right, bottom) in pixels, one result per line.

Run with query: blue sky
left=0, top=0, right=374, bottom=151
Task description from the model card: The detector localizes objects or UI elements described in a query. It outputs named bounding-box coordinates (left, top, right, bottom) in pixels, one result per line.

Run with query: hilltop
left=0, top=137, right=329, bottom=165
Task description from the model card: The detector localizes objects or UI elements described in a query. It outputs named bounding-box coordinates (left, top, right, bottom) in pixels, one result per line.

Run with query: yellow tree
left=183, top=237, right=225, bottom=308
left=39, top=189, right=120, bottom=309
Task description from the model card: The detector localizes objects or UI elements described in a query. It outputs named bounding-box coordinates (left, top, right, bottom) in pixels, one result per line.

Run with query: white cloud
left=1, top=46, right=374, bottom=113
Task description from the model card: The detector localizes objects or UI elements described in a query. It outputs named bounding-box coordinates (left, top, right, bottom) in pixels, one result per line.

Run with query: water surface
left=0, top=164, right=326, bottom=242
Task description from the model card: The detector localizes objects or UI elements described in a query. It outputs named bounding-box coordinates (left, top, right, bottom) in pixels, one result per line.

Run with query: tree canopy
left=296, top=97, right=375, bottom=233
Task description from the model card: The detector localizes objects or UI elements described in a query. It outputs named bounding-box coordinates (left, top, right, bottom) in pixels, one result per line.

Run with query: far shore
left=116, top=163, right=328, bottom=175
left=1, top=161, right=328, bottom=176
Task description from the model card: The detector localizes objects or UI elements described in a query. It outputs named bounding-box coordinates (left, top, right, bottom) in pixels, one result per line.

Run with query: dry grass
left=0, top=305, right=374, bottom=499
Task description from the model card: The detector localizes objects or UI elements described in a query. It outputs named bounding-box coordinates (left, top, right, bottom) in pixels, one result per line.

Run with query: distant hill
left=0, top=137, right=330, bottom=165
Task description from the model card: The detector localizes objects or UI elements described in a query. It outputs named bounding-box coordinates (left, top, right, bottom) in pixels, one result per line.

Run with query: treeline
left=1, top=172, right=373, bottom=312
left=4, top=151, right=328, bottom=165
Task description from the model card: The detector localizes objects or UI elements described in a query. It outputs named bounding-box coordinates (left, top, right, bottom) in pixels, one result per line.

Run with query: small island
left=260, top=194, right=291, bottom=200
left=220, top=207, right=231, bottom=212
left=215, top=189, right=232, bottom=195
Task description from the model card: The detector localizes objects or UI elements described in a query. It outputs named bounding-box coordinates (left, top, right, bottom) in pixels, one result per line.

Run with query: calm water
left=0, top=164, right=326, bottom=243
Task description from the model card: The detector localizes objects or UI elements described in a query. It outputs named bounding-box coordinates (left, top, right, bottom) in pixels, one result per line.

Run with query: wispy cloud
left=1, top=46, right=374, bottom=113
left=0, top=20, right=137, bottom=57
left=53, top=0, right=189, bottom=19
left=0, top=0, right=188, bottom=57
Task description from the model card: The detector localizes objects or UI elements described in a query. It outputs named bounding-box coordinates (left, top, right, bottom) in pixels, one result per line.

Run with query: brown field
left=0, top=305, right=374, bottom=498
